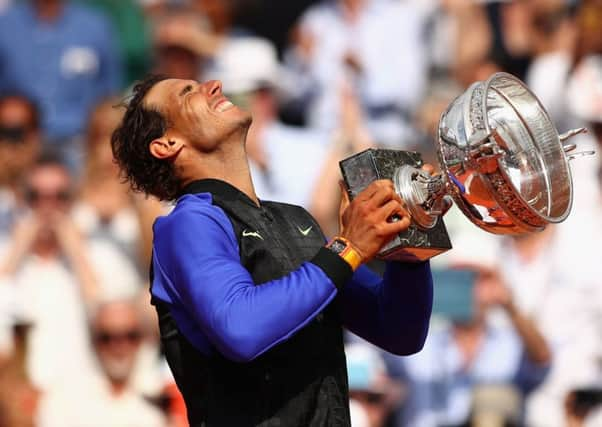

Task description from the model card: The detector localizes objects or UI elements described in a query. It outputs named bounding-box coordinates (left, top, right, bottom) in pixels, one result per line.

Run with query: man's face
left=0, top=98, right=40, bottom=184
left=145, top=78, right=252, bottom=153
left=92, top=302, right=143, bottom=384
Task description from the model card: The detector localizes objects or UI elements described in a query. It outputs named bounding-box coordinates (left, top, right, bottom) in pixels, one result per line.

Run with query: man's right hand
left=338, top=180, right=411, bottom=263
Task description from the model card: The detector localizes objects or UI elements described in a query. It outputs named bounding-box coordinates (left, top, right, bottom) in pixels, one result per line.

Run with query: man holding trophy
left=111, top=75, right=435, bottom=427
left=110, top=68, right=588, bottom=426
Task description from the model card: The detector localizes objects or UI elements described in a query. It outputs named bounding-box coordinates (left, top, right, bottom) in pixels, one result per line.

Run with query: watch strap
left=326, top=237, right=362, bottom=271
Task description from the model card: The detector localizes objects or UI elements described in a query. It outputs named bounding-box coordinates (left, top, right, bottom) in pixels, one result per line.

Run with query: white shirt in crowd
left=0, top=253, right=96, bottom=391
left=249, top=122, right=328, bottom=209
left=0, top=237, right=142, bottom=391
left=289, top=0, right=428, bottom=148
left=37, top=372, right=166, bottom=427
left=496, top=222, right=602, bottom=427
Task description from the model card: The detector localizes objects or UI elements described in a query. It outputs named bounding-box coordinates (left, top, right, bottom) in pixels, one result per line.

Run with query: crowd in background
left=0, top=0, right=600, bottom=426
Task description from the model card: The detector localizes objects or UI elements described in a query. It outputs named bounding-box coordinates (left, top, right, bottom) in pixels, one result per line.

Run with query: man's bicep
left=153, top=207, right=254, bottom=310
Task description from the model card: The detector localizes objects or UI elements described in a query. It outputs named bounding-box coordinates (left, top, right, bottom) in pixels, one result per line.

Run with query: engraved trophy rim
left=481, top=72, right=573, bottom=225
left=436, top=72, right=574, bottom=235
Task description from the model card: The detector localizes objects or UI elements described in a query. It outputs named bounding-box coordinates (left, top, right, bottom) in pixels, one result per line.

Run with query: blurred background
left=0, top=0, right=601, bottom=426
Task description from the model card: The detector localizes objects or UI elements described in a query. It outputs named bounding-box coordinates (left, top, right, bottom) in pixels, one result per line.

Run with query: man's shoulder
left=262, top=200, right=312, bottom=217
left=261, top=201, right=323, bottom=235
left=154, top=193, right=230, bottom=232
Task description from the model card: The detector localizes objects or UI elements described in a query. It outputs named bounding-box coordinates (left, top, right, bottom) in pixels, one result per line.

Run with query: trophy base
left=340, top=149, right=452, bottom=262
left=378, top=216, right=452, bottom=262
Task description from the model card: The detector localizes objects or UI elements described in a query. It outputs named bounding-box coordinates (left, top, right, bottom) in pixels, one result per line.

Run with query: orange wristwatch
left=326, top=237, right=362, bottom=271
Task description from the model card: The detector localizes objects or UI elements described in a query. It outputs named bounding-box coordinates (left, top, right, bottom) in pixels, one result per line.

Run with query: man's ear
left=149, top=135, right=184, bottom=160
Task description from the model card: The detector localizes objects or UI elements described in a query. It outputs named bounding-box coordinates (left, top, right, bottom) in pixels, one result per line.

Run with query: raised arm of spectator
left=309, top=83, right=374, bottom=236
left=478, top=267, right=551, bottom=365
left=53, top=215, right=100, bottom=306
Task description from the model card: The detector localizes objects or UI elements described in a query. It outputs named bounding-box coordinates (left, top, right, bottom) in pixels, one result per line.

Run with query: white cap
left=208, top=37, right=284, bottom=94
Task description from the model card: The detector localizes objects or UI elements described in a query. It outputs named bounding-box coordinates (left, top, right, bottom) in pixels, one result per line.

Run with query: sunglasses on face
left=25, top=188, right=72, bottom=204
left=0, top=125, right=32, bottom=144
left=94, top=330, right=142, bottom=346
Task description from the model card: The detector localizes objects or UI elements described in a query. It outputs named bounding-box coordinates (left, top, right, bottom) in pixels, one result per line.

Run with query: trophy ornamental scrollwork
left=339, top=73, right=594, bottom=262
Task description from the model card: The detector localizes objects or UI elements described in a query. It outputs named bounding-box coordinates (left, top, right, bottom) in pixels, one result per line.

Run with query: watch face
left=330, top=240, right=347, bottom=254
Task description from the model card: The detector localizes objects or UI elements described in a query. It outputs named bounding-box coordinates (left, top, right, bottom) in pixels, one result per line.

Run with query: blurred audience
left=525, top=1, right=577, bottom=131
left=285, top=0, right=429, bottom=148
left=79, top=0, right=151, bottom=85
left=0, top=153, right=97, bottom=392
left=73, top=97, right=164, bottom=274
left=0, top=152, right=143, bottom=392
left=37, top=298, right=166, bottom=427
left=493, top=227, right=602, bottom=427
left=398, top=264, right=550, bottom=426
left=151, top=11, right=209, bottom=81
left=346, top=342, right=402, bottom=427
left=0, top=1, right=599, bottom=425
left=0, top=94, right=41, bottom=238
left=0, top=0, right=122, bottom=166
left=207, top=36, right=331, bottom=208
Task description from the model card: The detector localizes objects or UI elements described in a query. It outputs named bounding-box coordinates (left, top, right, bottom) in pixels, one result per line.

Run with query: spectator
left=307, top=82, right=375, bottom=236
left=37, top=299, right=166, bottom=427
left=0, top=152, right=142, bottom=391
left=78, top=0, right=151, bottom=85
left=73, top=97, right=164, bottom=273
left=525, top=2, right=577, bottom=131
left=0, top=94, right=41, bottom=239
left=151, top=11, right=211, bottom=81
left=0, top=0, right=122, bottom=160
left=285, top=0, right=429, bottom=148
left=0, top=152, right=98, bottom=391
left=206, top=36, right=330, bottom=208
left=398, top=264, right=551, bottom=426
left=192, top=0, right=246, bottom=39
left=493, top=225, right=602, bottom=427
left=346, top=342, right=402, bottom=427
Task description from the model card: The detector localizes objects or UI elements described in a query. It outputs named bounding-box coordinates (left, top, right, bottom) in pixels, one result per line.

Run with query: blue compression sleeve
left=340, top=262, right=433, bottom=355
left=151, top=195, right=351, bottom=362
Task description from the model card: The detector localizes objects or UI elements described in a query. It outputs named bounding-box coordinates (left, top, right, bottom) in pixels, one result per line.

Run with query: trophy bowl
left=340, top=72, right=592, bottom=261
left=438, top=72, right=578, bottom=234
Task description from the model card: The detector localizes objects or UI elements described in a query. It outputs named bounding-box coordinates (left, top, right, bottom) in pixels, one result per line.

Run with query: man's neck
left=180, top=138, right=259, bottom=206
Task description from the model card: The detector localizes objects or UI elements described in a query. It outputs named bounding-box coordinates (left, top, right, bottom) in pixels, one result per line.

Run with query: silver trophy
left=340, top=73, right=594, bottom=262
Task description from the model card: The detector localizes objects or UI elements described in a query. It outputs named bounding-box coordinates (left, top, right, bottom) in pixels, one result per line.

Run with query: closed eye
left=179, top=84, right=193, bottom=97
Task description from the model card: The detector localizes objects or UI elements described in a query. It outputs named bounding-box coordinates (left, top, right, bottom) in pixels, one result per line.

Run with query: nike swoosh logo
left=297, top=226, right=312, bottom=236
left=242, top=229, right=263, bottom=240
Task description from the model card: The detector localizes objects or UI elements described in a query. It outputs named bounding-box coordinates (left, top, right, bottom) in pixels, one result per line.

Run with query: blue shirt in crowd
left=394, top=324, right=550, bottom=426
left=0, top=2, right=122, bottom=140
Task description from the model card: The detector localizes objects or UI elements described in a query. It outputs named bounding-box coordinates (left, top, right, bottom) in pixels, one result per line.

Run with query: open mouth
left=215, top=98, right=235, bottom=113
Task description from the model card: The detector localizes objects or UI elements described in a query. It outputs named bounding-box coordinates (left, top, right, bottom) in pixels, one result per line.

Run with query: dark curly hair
left=111, top=75, right=181, bottom=201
